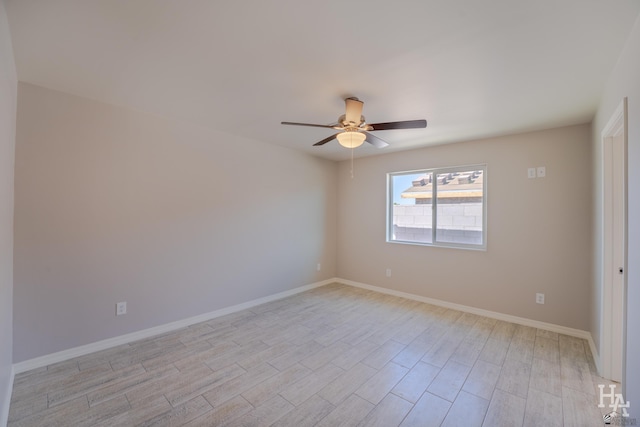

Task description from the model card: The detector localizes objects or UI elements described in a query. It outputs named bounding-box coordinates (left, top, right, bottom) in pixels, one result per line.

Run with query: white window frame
left=387, top=164, right=487, bottom=250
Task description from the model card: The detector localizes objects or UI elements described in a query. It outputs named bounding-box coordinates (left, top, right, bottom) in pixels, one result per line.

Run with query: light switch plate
left=528, top=168, right=536, bottom=179
left=537, top=166, right=546, bottom=178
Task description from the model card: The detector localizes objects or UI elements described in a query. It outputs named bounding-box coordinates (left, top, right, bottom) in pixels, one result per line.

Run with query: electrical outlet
left=317, top=263, right=321, bottom=271
left=536, top=293, right=545, bottom=304
left=116, top=301, right=127, bottom=316
left=386, top=268, right=392, bottom=277
left=537, top=166, right=546, bottom=178
left=528, top=168, right=536, bottom=179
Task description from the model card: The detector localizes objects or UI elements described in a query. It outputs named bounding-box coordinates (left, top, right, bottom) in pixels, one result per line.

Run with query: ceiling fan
left=281, top=97, right=427, bottom=149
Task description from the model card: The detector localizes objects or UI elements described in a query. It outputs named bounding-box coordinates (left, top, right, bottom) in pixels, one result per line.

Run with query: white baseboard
left=13, top=279, right=334, bottom=375
left=12, top=277, right=601, bottom=380
left=1, top=365, right=15, bottom=427
left=588, top=335, right=602, bottom=374
left=336, top=278, right=600, bottom=362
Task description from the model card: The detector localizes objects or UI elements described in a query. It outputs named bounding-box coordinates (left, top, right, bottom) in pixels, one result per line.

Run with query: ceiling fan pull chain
left=350, top=145, right=355, bottom=179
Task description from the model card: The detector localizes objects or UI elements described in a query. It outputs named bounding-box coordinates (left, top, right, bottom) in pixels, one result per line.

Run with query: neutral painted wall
left=337, top=124, right=592, bottom=331
left=0, top=0, right=16, bottom=421
left=13, top=83, right=338, bottom=362
left=593, top=14, right=640, bottom=414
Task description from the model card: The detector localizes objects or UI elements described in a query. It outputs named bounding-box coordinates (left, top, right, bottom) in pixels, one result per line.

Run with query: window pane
left=435, top=169, right=484, bottom=245
left=390, top=172, right=433, bottom=244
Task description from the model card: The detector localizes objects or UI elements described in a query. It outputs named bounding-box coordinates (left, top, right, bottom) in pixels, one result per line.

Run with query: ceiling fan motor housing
left=338, top=114, right=366, bottom=129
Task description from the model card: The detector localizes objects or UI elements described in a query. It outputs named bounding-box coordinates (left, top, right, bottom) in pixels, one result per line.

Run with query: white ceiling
left=6, top=1, right=640, bottom=161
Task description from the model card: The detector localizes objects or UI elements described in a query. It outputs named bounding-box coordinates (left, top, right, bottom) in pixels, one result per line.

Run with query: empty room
left=1, top=1, right=639, bottom=426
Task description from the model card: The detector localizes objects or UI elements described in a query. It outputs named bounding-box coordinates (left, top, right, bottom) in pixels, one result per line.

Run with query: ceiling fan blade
left=281, top=121, right=337, bottom=129
left=363, top=131, right=389, bottom=148
left=368, top=119, right=427, bottom=131
left=344, top=97, right=364, bottom=125
left=313, top=133, right=340, bottom=146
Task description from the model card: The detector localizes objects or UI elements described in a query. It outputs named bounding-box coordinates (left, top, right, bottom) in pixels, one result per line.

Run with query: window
left=387, top=165, right=486, bottom=249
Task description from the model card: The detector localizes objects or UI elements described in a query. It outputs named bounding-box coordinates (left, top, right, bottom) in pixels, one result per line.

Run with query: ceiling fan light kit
left=337, top=130, right=366, bottom=148
left=281, top=96, right=427, bottom=150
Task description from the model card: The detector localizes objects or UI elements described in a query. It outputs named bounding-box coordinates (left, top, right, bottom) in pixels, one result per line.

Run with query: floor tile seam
left=86, top=364, right=181, bottom=408
left=560, top=380, right=598, bottom=396
left=47, top=373, right=134, bottom=410
left=353, top=390, right=380, bottom=407
left=163, top=366, right=247, bottom=408
left=388, top=388, right=428, bottom=407
left=477, top=392, right=492, bottom=427
left=7, top=389, right=61, bottom=423
left=460, top=380, right=496, bottom=402
left=495, top=379, right=531, bottom=400
left=277, top=391, right=298, bottom=408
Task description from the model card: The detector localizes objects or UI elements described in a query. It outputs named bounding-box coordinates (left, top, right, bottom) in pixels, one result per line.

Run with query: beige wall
left=337, top=124, right=592, bottom=330
left=0, top=0, right=16, bottom=420
left=9, top=83, right=595, bottom=367
left=13, top=83, right=338, bottom=362
left=592, top=14, right=640, bottom=412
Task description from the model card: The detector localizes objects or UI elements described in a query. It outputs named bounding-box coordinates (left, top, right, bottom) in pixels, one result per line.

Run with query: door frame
left=600, top=97, right=627, bottom=382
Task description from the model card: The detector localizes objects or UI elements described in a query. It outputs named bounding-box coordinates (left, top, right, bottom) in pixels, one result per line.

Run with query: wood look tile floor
left=8, top=283, right=615, bottom=426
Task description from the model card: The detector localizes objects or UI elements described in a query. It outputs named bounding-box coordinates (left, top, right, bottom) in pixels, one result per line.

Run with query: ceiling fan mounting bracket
left=338, top=114, right=366, bottom=128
